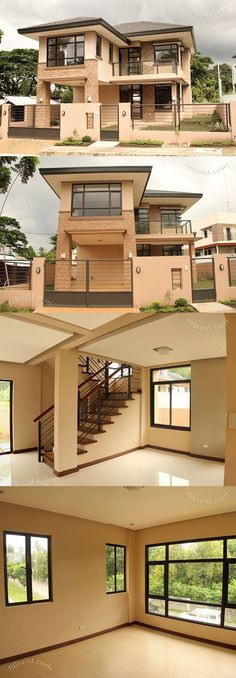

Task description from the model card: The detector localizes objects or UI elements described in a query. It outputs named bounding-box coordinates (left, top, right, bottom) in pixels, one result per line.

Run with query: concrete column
left=118, top=103, right=131, bottom=142
left=31, top=257, right=45, bottom=309
left=225, top=316, right=236, bottom=485
left=36, top=81, right=51, bottom=128
left=53, top=347, right=78, bottom=474
left=230, top=102, right=236, bottom=142
left=73, top=86, right=85, bottom=103
left=0, top=104, right=10, bottom=139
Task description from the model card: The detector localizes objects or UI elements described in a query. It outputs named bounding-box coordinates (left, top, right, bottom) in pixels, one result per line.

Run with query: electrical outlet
left=203, top=444, right=208, bottom=449
left=79, top=625, right=86, bottom=631
left=229, top=413, right=236, bottom=430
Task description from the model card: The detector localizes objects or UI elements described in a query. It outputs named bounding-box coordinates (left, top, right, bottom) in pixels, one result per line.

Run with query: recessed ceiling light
left=129, top=523, right=135, bottom=526
left=0, top=490, right=4, bottom=494
left=153, top=346, right=173, bottom=355
left=123, top=487, right=144, bottom=491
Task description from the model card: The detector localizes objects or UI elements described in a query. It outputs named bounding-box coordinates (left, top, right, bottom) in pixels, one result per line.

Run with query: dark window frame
left=106, top=543, right=126, bottom=594
left=10, top=106, right=25, bottom=122
left=145, top=534, right=236, bottom=630
left=150, top=365, right=191, bottom=431
left=154, top=43, right=179, bottom=63
left=155, top=84, right=172, bottom=111
left=3, top=530, right=52, bottom=607
left=96, top=34, right=102, bottom=58
left=109, top=42, right=114, bottom=63
left=71, top=183, right=122, bottom=217
left=47, top=34, right=85, bottom=67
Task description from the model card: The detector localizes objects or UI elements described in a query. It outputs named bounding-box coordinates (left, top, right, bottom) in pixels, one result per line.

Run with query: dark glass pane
left=152, top=366, right=191, bottom=382
left=169, top=562, right=223, bottom=604
left=72, top=193, right=83, bottom=208
left=73, top=185, right=83, bottom=192
left=85, top=184, right=109, bottom=191
left=84, top=192, right=109, bottom=209
left=6, top=534, right=27, bottom=604
left=148, top=545, right=165, bottom=561
left=171, top=382, right=190, bottom=429
left=110, top=192, right=121, bottom=208
left=106, top=545, right=115, bottom=592
left=116, top=546, right=125, bottom=591
left=169, top=540, right=223, bottom=560
left=148, top=564, right=165, bottom=596
left=225, top=608, right=236, bottom=629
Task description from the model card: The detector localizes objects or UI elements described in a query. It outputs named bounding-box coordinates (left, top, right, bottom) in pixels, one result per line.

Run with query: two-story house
left=18, top=17, right=195, bottom=120
left=39, top=164, right=201, bottom=306
left=195, top=213, right=236, bottom=256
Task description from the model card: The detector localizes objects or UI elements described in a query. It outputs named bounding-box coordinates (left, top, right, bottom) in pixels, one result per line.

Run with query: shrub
left=151, top=301, right=161, bottom=310
left=175, top=297, right=188, bottom=308
left=82, top=135, right=92, bottom=143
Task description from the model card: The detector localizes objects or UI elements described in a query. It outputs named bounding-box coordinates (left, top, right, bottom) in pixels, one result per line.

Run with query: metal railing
left=131, top=102, right=231, bottom=132
left=135, top=220, right=192, bottom=235
left=34, top=406, right=54, bottom=463
left=228, top=256, right=236, bottom=287
left=0, top=259, right=31, bottom=288
left=113, top=59, right=179, bottom=76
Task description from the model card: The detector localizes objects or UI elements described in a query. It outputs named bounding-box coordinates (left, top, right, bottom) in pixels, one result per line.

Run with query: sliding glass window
left=146, top=536, right=236, bottom=629
left=72, top=183, right=122, bottom=217
left=47, top=34, right=84, bottom=66
left=106, top=544, right=126, bottom=593
left=151, top=366, right=191, bottom=430
left=4, top=531, right=52, bottom=606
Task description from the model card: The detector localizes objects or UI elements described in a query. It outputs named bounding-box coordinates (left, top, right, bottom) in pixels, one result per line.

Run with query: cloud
left=0, top=0, right=236, bottom=62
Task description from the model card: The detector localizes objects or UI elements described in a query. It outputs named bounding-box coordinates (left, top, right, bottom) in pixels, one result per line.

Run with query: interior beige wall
left=135, top=510, right=236, bottom=647
left=144, top=358, right=226, bottom=458
left=0, top=363, right=41, bottom=451
left=225, top=316, right=236, bottom=484
left=0, top=502, right=131, bottom=659
left=191, top=358, right=226, bottom=459
left=41, top=361, right=55, bottom=412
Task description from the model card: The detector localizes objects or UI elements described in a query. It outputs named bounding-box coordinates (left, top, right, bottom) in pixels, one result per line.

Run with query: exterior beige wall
left=143, top=358, right=226, bottom=458
left=214, top=254, right=236, bottom=301
left=0, top=502, right=131, bottom=660
left=79, top=394, right=142, bottom=466
left=77, top=245, right=123, bottom=260
left=132, top=255, right=192, bottom=308
left=0, top=103, right=10, bottom=139
left=99, top=84, right=119, bottom=104
left=135, top=511, right=236, bottom=647
left=225, top=316, right=236, bottom=484
left=60, top=103, right=101, bottom=140
left=0, top=363, right=41, bottom=451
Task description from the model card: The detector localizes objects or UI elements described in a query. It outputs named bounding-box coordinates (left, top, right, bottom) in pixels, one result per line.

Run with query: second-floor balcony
left=135, top=220, right=192, bottom=236
left=112, top=59, right=180, bottom=79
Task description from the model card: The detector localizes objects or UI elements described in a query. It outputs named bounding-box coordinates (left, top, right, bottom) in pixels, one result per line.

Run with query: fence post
left=38, top=422, right=42, bottom=462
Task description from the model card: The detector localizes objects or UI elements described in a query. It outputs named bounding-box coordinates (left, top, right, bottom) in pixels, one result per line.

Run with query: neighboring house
left=18, top=17, right=195, bottom=115
left=0, top=95, right=59, bottom=127
left=0, top=253, right=31, bottom=288
left=194, top=213, right=236, bottom=256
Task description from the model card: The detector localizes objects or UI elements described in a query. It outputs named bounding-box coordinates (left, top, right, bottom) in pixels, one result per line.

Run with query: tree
left=51, top=85, right=73, bottom=103
left=191, top=53, right=218, bottom=102
left=0, top=49, right=38, bottom=97
left=214, top=63, right=234, bottom=94
left=0, top=216, right=29, bottom=255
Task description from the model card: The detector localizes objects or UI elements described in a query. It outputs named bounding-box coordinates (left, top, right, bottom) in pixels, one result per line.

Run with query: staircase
left=34, top=355, right=138, bottom=470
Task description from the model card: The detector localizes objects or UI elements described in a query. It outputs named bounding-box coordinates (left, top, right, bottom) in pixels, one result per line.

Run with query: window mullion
left=169, top=383, right=172, bottom=427
left=114, top=545, right=117, bottom=593
left=222, top=538, right=228, bottom=627
left=26, top=535, right=33, bottom=604
left=165, top=544, right=169, bottom=617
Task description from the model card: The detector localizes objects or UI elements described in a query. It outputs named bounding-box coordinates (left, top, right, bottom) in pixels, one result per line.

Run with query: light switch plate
left=229, top=413, right=236, bottom=430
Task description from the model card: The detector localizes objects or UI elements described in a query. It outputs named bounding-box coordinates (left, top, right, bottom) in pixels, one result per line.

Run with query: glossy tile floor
left=0, top=447, right=224, bottom=486
left=1, top=626, right=235, bottom=678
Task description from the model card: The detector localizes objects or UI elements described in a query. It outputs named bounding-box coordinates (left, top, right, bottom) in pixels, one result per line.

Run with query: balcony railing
left=135, top=220, right=192, bottom=235
left=112, top=59, right=179, bottom=77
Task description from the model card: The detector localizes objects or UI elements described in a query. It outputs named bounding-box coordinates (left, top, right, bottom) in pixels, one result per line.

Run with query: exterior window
left=155, top=85, right=172, bottom=110
left=106, top=544, right=126, bottom=593
left=154, top=43, right=178, bottom=62
left=10, top=106, right=25, bottom=122
left=47, top=35, right=84, bottom=67
left=226, top=227, right=232, bottom=241
left=171, top=268, right=182, bottom=290
left=3, top=531, right=52, bottom=606
left=151, top=366, right=191, bottom=430
left=135, top=208, right=150, bottom=234
left=146, top=536, right=236, bottom=629
left=109, top=43, right=113, bottom=63
left=96, top=35, right=102, bottom=58
left=72, top=183, right=122, bottom=217
left=137, top=244, right=151, bottom=257
left=161, top=210, right=181, bottom=226
left=204, top=230, right=208, bottom=238
left=163, top=245, right=182, bottom=256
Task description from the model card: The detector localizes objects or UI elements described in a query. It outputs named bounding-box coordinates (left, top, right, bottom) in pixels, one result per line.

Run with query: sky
left=1, top=156, right=236, bottom=251
left=0, top=0, right=236, bottom=64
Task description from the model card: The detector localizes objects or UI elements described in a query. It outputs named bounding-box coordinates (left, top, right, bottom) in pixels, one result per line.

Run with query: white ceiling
left=38, top=310, right=131, bottom=330
left=0, top=315, right=72, bottom=363
left=1, top=487, right=235, bottom=530
left=82, top=313, right=227, bottom=367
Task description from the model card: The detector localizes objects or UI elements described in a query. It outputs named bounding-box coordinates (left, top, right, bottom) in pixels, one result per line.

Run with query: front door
left=191, top=257, right=216, bottom=302
left=120, top=85, right=142, bottom=119
left=0, top=380, right=13, bottom=453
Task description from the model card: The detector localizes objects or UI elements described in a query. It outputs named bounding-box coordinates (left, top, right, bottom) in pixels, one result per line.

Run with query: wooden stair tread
left=78, top=427, right=106, bottom=434
left=77, top=436, right=97, bottom=445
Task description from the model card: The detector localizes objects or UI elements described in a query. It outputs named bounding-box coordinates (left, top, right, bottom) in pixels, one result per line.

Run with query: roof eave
left=123, top=26, right=197, bottom=52
left=18, top=17, right=130, bottom=45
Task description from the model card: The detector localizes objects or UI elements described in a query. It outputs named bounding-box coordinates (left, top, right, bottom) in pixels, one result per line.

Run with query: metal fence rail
left=8, top=104, right=60, bottom=139
left=131, top=103, right=231, bottom=132
left=0, top=259, right=31, bottom=288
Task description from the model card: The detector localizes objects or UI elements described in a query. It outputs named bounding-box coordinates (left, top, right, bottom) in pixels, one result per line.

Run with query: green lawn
left=8, top=580, right=42, bottom=603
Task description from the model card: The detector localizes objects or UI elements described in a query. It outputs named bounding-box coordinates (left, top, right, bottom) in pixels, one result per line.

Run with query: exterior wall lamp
left=136, top=266, right=141, bottom=274
left=62, top=110, right=66, bottom=116
left=35, top=267, right=41, bottom=274
left=219, top=264, right=225, bottom=271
